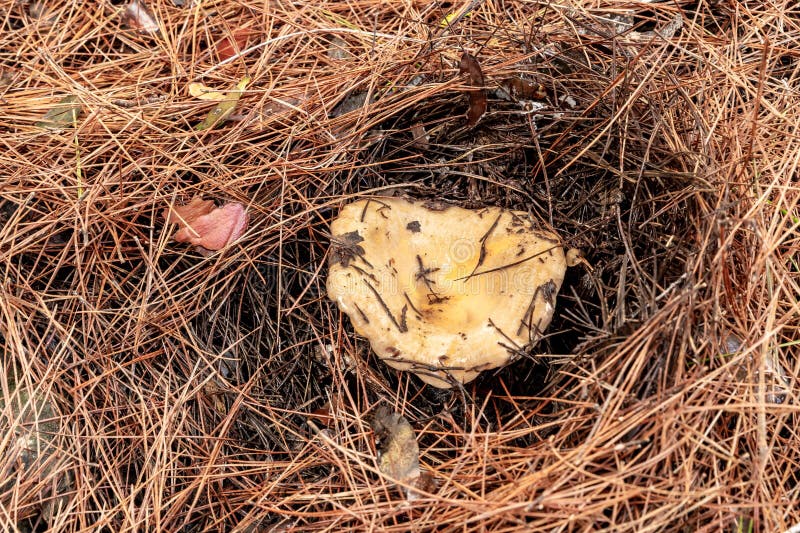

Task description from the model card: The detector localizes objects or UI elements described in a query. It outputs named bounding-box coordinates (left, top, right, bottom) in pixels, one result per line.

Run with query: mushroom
left=327, top=197, right=580, bottom=388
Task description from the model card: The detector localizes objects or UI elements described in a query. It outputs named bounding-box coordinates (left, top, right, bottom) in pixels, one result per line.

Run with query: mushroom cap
left=327, top=197, right=568, bottom=388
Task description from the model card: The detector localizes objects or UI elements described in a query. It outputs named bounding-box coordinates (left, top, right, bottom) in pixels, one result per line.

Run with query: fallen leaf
left=164, top=198, right=248, bottom=251
left=121, top=0, right=159, bottom=34
left=173, top=203, right=248, bottom=250
left=1, top=364, right=74, bottom=522
left=203, top=380, right=228, bottom=414
left=162, top=196, right=215, bottom=225
left=371, top=406, right=421, bottom=499
left=188, top=82, right=227, bottom=101
left=36, top=95, right=83, bottom=129
left=217, top=28, right=255, bottom=61
left=459, top=52, right=487, bottom=126
left=502, top=77, right=547, bottom=100
left=308, top=404, right=333, bottom=428
left=0, top=67, right=13, bottom=88
left=410, top=122, right=429, bottom=150
left=459, top=52, right=483, bottom=86
left=195, top=76, right=251, bottom=131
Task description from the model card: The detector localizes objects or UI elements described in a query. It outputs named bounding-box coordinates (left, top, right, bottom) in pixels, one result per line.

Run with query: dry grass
left=1, top=0, right=799, bottom=531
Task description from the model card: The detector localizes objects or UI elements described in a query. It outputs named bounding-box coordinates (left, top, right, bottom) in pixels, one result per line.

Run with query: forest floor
left=1, top=1, right=799, bottom=531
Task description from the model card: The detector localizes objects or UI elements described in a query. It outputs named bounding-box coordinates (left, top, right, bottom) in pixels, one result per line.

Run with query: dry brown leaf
left=502, top=77, right=547, bottom=100
left=458, top=52, right=487, bottom=126
left=308, top=404, right=333, bottom=428
left=217, top=28, right=256, bottom=61
left=410, top=122, right=429, bottom=150
left=0, top=67, right=13, bottom=88
left=371, top=406, right=421, bottom=498
left=203, top=381, right=228, bottom=415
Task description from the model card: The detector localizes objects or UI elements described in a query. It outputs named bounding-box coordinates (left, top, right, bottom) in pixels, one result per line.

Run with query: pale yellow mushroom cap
left=327, top=197, right=570, bottom=388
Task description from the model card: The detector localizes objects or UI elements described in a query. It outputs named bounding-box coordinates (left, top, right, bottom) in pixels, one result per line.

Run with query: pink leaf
left=166, top=200, right=248, bottom=251
left=121, top=0, right=160, bottom=34
left=162, top=196, right=214, bottom=225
